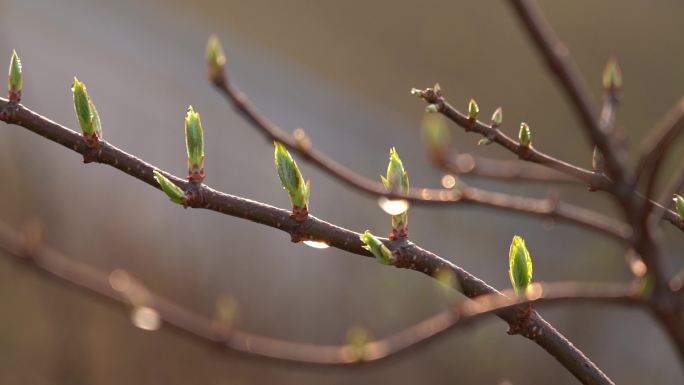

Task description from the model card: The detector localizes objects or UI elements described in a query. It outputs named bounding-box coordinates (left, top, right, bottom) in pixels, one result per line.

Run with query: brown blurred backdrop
left=0, top=0, right=683, bottom=384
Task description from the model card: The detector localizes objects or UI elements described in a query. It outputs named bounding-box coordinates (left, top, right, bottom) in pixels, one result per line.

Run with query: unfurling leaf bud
left=71, top=77, right=102, bottom=147
left=433, top=83, right=441, bottom=96
left=359, top=230, right=394, bottom=265
left=477, top=138, right=492, bottom=146
left=509, top=235, right=533, bottom=296
left=7, top=50, right=22, bottom=102
left=592, top=146, right=604, bottom=172
left=518, top=122, right=531, bottom=146
left=602, top=58, right=622, bottom=93
left=274, top=141, right=310, bottom=219
left=185, top=106, right=205, bottom=182
left=491, top=107, right=503, bottom=127
left=381, top=148, right=409, bottom=238
left=468, top=99, right=479, bottom=121
left=381, top=148, right=409, bottom=194
left=673, top=194, right=684, bottom=222
left=206, top=34, right=226, bottom=83
left=425, top=104, right=439, bottom=113
left=153, top=170, right=185, bottom=204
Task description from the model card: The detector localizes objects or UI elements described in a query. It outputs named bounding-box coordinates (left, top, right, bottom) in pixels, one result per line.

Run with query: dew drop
left=302, top=240, right=330, bottom=249
left=131, top=306, right=161, bottom=331
left=378, top=197, right=409, bottom=215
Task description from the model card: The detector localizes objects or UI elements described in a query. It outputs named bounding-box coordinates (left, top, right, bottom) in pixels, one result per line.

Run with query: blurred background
left=1, top=0, right=683, bottom=384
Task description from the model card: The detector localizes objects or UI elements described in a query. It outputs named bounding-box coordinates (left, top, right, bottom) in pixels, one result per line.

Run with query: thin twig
left=0, top=220, right=642, bottom=366
left=0, top=99, right=614, bottom=385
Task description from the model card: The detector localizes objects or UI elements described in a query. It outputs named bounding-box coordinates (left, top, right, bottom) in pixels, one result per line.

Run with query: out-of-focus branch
left=0, top=220, right=642, bottom=366
left=508, top=0, right=630, bottom=189
left=435, top=151, right=580, bottom=184
left=0, top=98, right=614, bottom=385
left=635, top=98, right=684, bottom=201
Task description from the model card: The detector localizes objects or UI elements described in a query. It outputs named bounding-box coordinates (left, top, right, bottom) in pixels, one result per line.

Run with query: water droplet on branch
left=378, top=197, right=409, bottom=215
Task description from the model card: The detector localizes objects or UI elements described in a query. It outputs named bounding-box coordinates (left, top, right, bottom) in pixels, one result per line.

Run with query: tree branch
left=0, top=99, right=614, bottom=384
left=412, top=90, right=684, bottom=233
left=635, top=98, right=684, bottom=201
left=434, top=151, right=581, bottom=184
left=508, top=0, right=630, bottom=189
left=205, top=81, right=629, bottom=240
left=0, top=219, right=641, bottom=368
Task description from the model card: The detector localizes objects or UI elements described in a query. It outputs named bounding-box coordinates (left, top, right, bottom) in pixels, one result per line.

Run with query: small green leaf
left=674, top=194, right=684, bottom=222
left=7, top=50, right=22, bottom=101
left=71, top=77, right=102, bottom=139
left=602, top=58, right=622, bottom=92
left=467, top=99, right=479, bottom=121
left=592, top=146, right=604, bottom=171
left=359, top=230, right=394, bottom=265
left=491, top=107, right=503, bottom=127
left=477, top=138, right=492, bottom=146
left=206, top=35, right=226, bottom=81
left=274, top=141, right=309, bottom=211
left=185, top=105, right=205, bottom=181
left=518, top=122, right=531, bottom=146
left=509, top=235, right=533, bottom=296
left=153, top=170, right=185, bottom=204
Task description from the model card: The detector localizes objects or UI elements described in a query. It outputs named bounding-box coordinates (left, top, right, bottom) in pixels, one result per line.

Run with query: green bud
left=206, top=34, right=226, bottom=82
left=467, top=99, right=479, bottom=121
left=185, top=105, right=205, bottom=182
left=153, top=170, right=186, bottom=204
left=422, top=114, right=451, bottom=150
left=381, top=148, right=409, bottom=236
left=274, top=141, right=310, bottom=215
left=7, top=50, right=22, bottom=102
left=425, top=104, right=439, bottom=113
left=359, top=230, right=394, bottom=265
left=674, top=194, right=684, bottom=222
left=477, top=138, right=492, bottom=146
left=518, top=122, right=531, bottom=146
left=491, top=107, right=503, bottom=127
left=602, top=58, right=622, bottom=93
left=381, top=147, right=409, bottom=194
left=592, top=146, right=604, bottom=171
left=509, top=235, right=533, bottom=296
left=346, top=327, right=371, bottom=362
left=71, top=77, right=102, bottom=145
left=410, top=88, right=423, bottom=98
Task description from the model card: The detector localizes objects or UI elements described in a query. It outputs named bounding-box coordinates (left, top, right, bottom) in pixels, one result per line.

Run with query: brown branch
left=508, top=0, right=630, bottom=189
left=635, top=98, right=684, bottom=201
left=435, top=151, right=581, bottom=184
left=0, top=219, right=642, bottom=367
left=0, top=99, right=614, bottom=385
left=206, top=80, right=629, bottom=241
left=413, top=89, right=684, bottom=233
